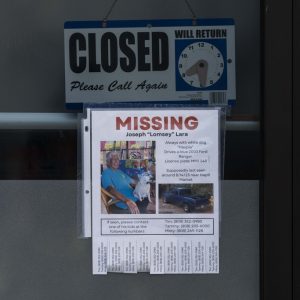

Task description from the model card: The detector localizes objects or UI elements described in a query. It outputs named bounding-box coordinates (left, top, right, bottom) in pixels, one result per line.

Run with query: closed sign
left=64, top=19, right=236, bottom=106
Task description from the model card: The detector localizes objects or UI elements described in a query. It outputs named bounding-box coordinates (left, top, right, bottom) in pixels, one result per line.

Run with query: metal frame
left=0, top=113, right=259, bottom=131
left=293, top=0, right=299, bottom=298
left=262, top=0, right=293, bottom=298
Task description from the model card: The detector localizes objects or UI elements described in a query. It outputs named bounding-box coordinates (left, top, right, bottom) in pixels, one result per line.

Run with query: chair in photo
left=101, top=187, right=121, bottom=213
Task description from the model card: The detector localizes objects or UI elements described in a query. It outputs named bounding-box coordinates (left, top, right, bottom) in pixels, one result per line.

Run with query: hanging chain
left=184, top=0, right=197, bottom=24
left=103, top=0, right=119, bottom=27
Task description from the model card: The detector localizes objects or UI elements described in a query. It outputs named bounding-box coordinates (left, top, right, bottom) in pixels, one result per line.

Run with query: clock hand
left=186, top=59, right=208, bottom=87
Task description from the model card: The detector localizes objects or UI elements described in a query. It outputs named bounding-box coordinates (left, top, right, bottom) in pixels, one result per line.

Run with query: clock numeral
left=198, top=42, right=204, bottom=47
left=190, top=81, right=193, bottom=85
left=181, top=53, right=187, bottom=58
left=188, top=45, right=194, bottom=50
left=220, top=63, right=224, bottom=68
left=178, top=64, right=183, bottom=69
left=217, top=72, right=221, bottom=77
left=217, top=53, right=221, bottom=57
left=211, top=45, right=214, bottom=50
left=210, top=80, right=214, bottom=85
left=182, top=73, right=186, bottom=78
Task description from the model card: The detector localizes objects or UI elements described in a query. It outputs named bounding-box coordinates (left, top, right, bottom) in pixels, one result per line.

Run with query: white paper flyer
left=89, top=108, right=220, bottom=274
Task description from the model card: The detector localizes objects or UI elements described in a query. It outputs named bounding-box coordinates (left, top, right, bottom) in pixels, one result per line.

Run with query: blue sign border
left=65, top=19, right=234, bottom=29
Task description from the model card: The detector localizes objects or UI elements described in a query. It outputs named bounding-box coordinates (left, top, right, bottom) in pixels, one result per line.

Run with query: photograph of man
left=102, top=151, right=150, bottom=214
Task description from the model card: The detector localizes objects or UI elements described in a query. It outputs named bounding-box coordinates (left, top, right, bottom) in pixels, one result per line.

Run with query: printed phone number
left=101, top=218, right=214, bottom=235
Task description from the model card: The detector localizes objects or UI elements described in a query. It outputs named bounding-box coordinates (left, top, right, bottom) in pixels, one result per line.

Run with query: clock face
left=178, top=41, right=225, bottom=88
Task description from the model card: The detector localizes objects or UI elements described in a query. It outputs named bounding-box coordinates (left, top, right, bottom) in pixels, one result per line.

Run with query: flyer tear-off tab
left=86, top=107, right=221, bottom=274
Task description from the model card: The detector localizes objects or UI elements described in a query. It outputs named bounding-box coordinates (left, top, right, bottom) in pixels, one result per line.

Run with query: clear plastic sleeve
left=77, top=103, right=227, bottom=274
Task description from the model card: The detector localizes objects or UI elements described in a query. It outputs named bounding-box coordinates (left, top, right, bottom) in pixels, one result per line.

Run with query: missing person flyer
left=90, top=108, right=220, bottom=274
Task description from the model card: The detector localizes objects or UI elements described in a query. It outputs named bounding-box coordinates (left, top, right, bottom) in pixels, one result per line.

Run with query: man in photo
left=102, top=151, right=149, bottom=214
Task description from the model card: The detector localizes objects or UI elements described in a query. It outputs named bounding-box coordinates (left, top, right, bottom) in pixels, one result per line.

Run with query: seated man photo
left=101, top=151, right=149, bottom=214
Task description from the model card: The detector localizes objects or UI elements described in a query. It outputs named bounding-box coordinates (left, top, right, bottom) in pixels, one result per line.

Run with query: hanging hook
left=184, top=0, right=197, bottom=25
left=102, top=0, right=119, bottom=27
